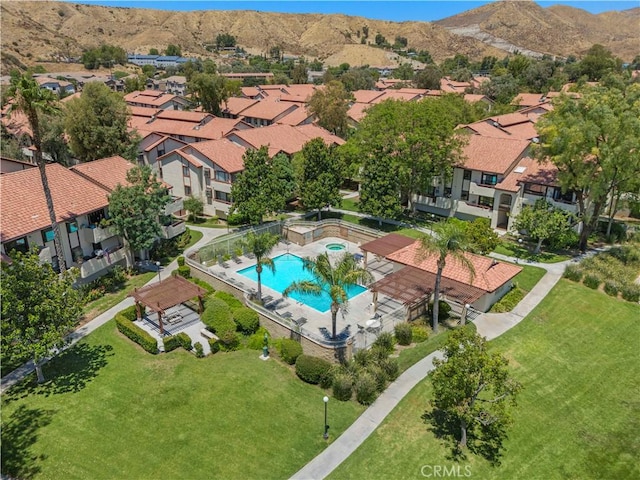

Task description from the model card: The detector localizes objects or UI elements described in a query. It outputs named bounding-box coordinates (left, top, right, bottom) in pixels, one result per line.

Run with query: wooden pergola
left=128, top=274, right=208, bottom=334
left=360, top=233, right=416, bottom=269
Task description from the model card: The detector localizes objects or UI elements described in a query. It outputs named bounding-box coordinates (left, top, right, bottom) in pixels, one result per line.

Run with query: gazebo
left=129, top=274, right=208, bottom=334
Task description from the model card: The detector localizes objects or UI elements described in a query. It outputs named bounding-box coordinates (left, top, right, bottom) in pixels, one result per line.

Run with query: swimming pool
left=237, top=254, right=367, bottom=313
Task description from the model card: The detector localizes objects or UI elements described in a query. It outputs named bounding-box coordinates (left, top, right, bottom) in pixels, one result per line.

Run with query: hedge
left=115, top=314, right=157, bottom=354
left=177, top=256, right=185, bottom=266
left=491, top=288, right=525, bottom=313
left=190, top=277, right=215, bottom=294
left=621, top=284, right=640, bottom=303
left=233, top=307, right=260, bottom=335
left=411, top=325, right=429, bottom=343
left=163, top=335, right=182, bottom=352
left=278, top=338, right=303, bottom=365
left=247, top=327, right=270, bottom=350
left=295, top=355, right=332, bottom=385
left=604, top=280, right=620, bottom=297
left=201, top=297, right=235, bottom=336
left=208, top=337, right=220, bottom=354
left=119, top=305, right=138, bottom=321
left=176, top=332, right=192, bottom=351
left=176, top=265, right=191, bottom=279
left=214, top=290, right=244, bottom=311
left=355, top=371, right=378, bottom=405
left=218, top=331, right=241, bottom=352
left=378, top=357, right=400, bottom=381
left=367, top=364, right=388, bottom=393
left=583, top=274, right=601, bottom=290
left=394, top=322, right=412, bottom=345
left=332, top=373, right=353, bottom=401
left=563, top=264, right=583, bottom=282
left=194, top=342, right=205, bottom=358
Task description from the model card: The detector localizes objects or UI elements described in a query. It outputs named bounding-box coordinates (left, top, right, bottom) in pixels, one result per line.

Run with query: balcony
left=161, top=220, right=186, bottom=239
left=38, top=246, right=52, bottom=264
left=469, top=182, right=497, bottom=198
left=81, top=225, right=117, bottom=244
left=413, top=194, right=453, bottom=211
left=455, top=201, right=493, bottom=218
left=164, top=196, right=184, bottom=216
left=79, top=246, right=126, bottom=278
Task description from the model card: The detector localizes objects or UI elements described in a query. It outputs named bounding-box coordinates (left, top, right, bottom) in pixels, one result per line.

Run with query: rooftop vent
left=514, top=166, right=527, bottom=174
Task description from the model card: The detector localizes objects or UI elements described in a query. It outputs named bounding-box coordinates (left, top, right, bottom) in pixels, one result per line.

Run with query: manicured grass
left=81, top=272, right=156, bottom=320
left=494, top=241, right=571, bottom=263
left=511, top=264, right=546, bottom=293
left=186, top=217, right=228, bottom=228
left=330, top=280, right=640, bottom=479
left=184, top=228, right=203, bottom=248
left=340, top=197, right=360, bottom=212
left=1, top=321, right=365, bottom=480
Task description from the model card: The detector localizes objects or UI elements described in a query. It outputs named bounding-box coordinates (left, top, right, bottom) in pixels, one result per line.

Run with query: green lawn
left=494, top=240, right=571, bottom=263
left=330, top=280, right=640, bottom=479
left=340, top=197, right=360, bottom=212
left=186, top=217, right=229, bottom=228
left=1, top=322, right=365, bottom=480
left=512, top=264, right=546, bottom=293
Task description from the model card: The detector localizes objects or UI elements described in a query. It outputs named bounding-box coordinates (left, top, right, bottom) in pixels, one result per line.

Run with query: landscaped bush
left=232, top=307, right=260, bottom=334
left=214, top=290, right=244, bottom=311
left=177, top=256, right=185, bottom=266
left=583, top=274, right=601, bottom=290
left=176, top=265, right=191, bottom=279
left=369, top=345, right=390, bottom=363
left=319, top=368, right=336, bottom=390
left=176, top=332, right=192, bottom=351
left=411, top=325, right=429, bottom=343
left=621, top=284, right=640, bottom=303
left=295, top=355, right=332, bottom=385
left=394, top=322, right=413, bottom=345
left=190, top=277, right=215, bottom=294
left=163, top=335, right=181, bottom=352
left=367, top=364, right=388, bottom=393
left=115, top=314, right=157, bottom=354
left=332, top=373, right=353, bottom=401
left=247, top=327, right=270, bottom=350
left=353, top=349, right=371, bottom=367
left=119, top=304, right=138, bottom=321
left=429, top=300, right=451, bottom=320
left=491, top=287, right=525, bottom=313
left=218, top=331, right=242, bottom=352
left=378, top=357, right=400, bottom=382
left=277, top=338, right=303, bottom=365
left=355, top=371, right=378, bottom=405
left=373, top=332, right=395, bottom=354
left=194, top=342, right=205, bottom=358
left=604, top=280, right=620, bottom=297
left=201, top=298, right=235, bottom=336
left=208, top=337, right=220, bottom=354
left=563, top=264, right=583, bottom=282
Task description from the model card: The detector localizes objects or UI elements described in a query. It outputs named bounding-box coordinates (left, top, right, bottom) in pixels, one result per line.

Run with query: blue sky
left=71, top=1, right=639, bottom=22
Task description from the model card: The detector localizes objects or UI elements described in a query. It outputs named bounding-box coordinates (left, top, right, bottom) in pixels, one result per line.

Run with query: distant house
left=124, top=90, right=191, bottom=110
left=127, top=54, right=159, bottom=66
left=35, top=77, right=76, bottom=95
left=237, top=99, right=299, bottom=127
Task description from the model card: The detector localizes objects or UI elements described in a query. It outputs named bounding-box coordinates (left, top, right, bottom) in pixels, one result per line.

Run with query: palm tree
left=7, top=74, right=66, bottom=272
left=419, top=221, right=475, bottom=334
left=283, top=252, right=373, bottom=340
left=242, top=232, right=281, bottom=304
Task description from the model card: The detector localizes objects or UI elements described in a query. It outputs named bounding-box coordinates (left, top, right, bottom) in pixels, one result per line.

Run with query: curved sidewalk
left=291, top=256, right=568, bottom=480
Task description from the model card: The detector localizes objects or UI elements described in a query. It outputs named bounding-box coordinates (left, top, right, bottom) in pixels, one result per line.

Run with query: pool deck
left=206, top=237, right=404, bottom=346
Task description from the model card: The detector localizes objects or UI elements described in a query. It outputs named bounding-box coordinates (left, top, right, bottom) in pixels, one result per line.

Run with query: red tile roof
left=512, top=93, right=548, bottom=107
left=496, top=157, right=559, bottom=192
left=221, top=97, right=259, bottom=116
left=460, top=135, right=530, bottom=173
left=70, top=156, right=135, bottom=192
left=386, top=241, right=522, bottom=292
left=156, top=110, right=213, bottom=123
left=347, top=103, right=371, bottom=123
left=275, top=105, right=314, bottom=126
left=129, top=106, right=161, bottom=118
left=1, top=163, right=110, bottom=242
left=239, top=99, right=298, bottom=121
left=186, top=138, right=246, bottom=173
left=490, top=112, right=531, bottom=127
left=228, top=124, right=343, bottom=155
left=351, top=90, right=385, bottom=104
left=370, top=90, right=422, bottom=104
left=241, top=87, right=260, bottom=98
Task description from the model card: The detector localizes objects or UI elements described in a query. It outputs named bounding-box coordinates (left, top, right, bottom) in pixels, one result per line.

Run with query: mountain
left=1, top=1, right=638, bottom=74
left=436, top=0, right=639, bottom=60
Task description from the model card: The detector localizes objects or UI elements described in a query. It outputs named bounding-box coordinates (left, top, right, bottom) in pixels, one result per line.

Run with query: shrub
left=115, top=315, right=157, bottom=354
left=373, top=332, right=395, bottom=354
left=319, top=368, right=336, bottom=389
left=176, top=332, right=192, bottom=351
left=194, top=342, right=205, bottom=358
left=119, top=305, right=138, bottom=321
left=208, top=337, right=220, bottom=354
left=201, top=298, right=235, bottom=336
left=563, top=264, right=583, bottom=282
left=295, top=355, right=332, bottom=385
left=411, top=325, right=429, bottom=343
left=247, top=327, right=270, bottom=350
left=621, top=284, right=640, bottom=303
left=378, top=357, right=400, bottom=382
left=177, top=256, right=185, bottom=266
left=367, top=364, right=388, bottom=393
left=218, top=331, right=242, bottom=351
left=278, top=338, right=303, bottom=365
left=353, top=349, right=371, bottom=367
left=176, top=265, right=191, bottom=279
left=332, top=373, right=353, bottom=401
left=491, top=288, right=524, bottom=313
left=190, top=277, right=215, bottom=294
left=604, top=280, right=620, bottom=297
left=583, top=274, right=601, bottom=290
left=355, top=371, right=378, bottom=405
left=214, top=290, right=244, bottom=311
left=163, top=335, right=181, bottom=352
left=233, top=307, right=260, bottom=335
left=429, top=300, right=451, bottom=320
left=394, top=322, right=413, bottom=346
left=369, top=345, right=390, bottom=363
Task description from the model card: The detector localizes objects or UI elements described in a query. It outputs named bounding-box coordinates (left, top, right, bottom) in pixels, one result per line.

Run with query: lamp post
left=156, top=261, right=161, bottom=283
left=516, top=238, right=523, bottom=264
left=323, top=396, right=329, bottom=440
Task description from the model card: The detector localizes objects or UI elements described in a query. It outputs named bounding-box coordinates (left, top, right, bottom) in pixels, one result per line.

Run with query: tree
left=271, top=153, right=296, bottom=203
left=188, top=73, right=239, bottom=116
left=241, top=232, right=280, bottom=304
left=456, top=218, right=499, bottom=255
left=149, top=48, right=159, bottom=55
left=295, top=138, right=343, bottom=220
left=184, top=196, right=204, bottom=222
left=108, top=166, right=170, bottom=267
left=64, top=82, right=138, bottom=162
left=123, top=74, right=146, bottom=93
left=165, top=44, right=181, bottom=56
left=340, top=68, right=377, bottom=92
left=308, top=80, right=351, bottom=138
left=393, top=63, right=414, bottom=80
left=283, top=253, right=373, bottom=339
left=513, top=199, right=575, bottom=253
left=231, top=147, right=286, bottom=224
left=215, top=33, right=236, bottom=50
left=40, top=114, right=72, bottom=166
left=358, top=151, right=404, bottom=222
left=291, top=63, right=308, bottom=84
left=414, top=65, right=442, bottom=90
left=480, top=74, right=519, bottom=104
left=81, top=44, right=126, bottom=70
left=6, top=74, right=66, bottom=272
left=1, top=249, right=82, bottom=383
left=535, top=83, right=640, bottom=251
left=419, top=220, right=475, bottom=333
left=429, top=328, right=522, bottom=461
left=578, top=44, right=621, bottom=81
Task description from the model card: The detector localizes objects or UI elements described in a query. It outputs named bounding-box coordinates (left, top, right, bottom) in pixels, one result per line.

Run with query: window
left=178, top=135, right=185, bottom=141
left=182, top=165, right=190, bottom=177
left=215, top=170, right=230, bottom=183
left=66, top=222, right=78, bottom=233
left=215, top=190, right=232, bottom=203
left=481, top=172, right=498, bottom=186
left=553, top=188, right=574, bottom=203
left=4, top=237, right=28, bottom=254
left=524, top=183, right=547, bottom=196
left=157, top=148, right=165, bottom=157
left=444, top=187, right=452, bottom=198
left=463, top=170, right=472, bottom=181
left=88, top=209, right=106, bottom=226
left=478, top=196, right=494, bottom=208
left=204, top=168, right=211, bottom=186
left=424, top=185, right=436, bottom=197
left=159, top=167, right=163, bottom=179
left=461, top=190, right=469, bottom=201
left=184, top=185, right=192, bottom=196
left=206, top=188, right=213, bottom=205
left=42, top=228, right=55, bottom=243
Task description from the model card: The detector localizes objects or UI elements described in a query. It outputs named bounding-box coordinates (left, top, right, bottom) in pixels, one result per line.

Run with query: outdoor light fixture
left=156, top=261, right=161, bottom=282
left=323, top=396, right=330, bottom=440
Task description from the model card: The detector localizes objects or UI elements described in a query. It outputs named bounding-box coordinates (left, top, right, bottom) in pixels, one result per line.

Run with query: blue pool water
left=237, top=254, right=367, bottom=313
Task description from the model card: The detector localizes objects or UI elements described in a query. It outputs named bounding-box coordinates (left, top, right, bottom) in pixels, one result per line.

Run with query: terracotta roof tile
left=156, top=110, right=213, bottom=123
left=70, top=156, right=135, bottom=192
left=1, top=164, right=110, bottom=242
left=228, top=124, right=343, bottom=155
left=370, top=91, right=422, bottom=104
left=275, top=105, right=314, bottom=126
left=497, top=157, right=559, bottom=192
left=186, top=139, right=246, bottom=173
left=129, top=106, right=160, bottom=118
left=221, top=97, right=259, bottom=116
left=460, top=135, right=530, bottom=173
left=352, top=90, right=385, bottom=104
left=241, top=87, right=260, bottom=97
left=239, top=99, right=298, bottom=121
left=490, top=112, right=531, bottom=127
left=512, top=93, right=548, bottom=107
left=347, top=103, right=371, bottom=123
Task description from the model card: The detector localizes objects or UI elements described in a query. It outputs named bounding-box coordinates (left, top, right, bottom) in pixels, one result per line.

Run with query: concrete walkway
left=291, top=255, right=570, bottom=480
left=0, top=226, right=227, bottom=394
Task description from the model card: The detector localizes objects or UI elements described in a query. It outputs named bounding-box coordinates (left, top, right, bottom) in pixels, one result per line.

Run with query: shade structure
left=129, top=274, right=208, bottom=313
left=360, top=233, right=415, bottom=258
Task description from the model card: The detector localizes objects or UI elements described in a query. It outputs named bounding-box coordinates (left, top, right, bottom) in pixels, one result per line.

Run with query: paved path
left=0, top=226, right=226, bottom=394
left=291, top=255, right=570, bottom=480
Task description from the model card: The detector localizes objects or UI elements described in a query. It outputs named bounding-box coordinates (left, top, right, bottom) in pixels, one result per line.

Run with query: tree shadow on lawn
left=4, top=343, right=114, bottom=404
left=422, top=408, right=507, bottom=467
left=1, top=405, right=54, bottom=479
